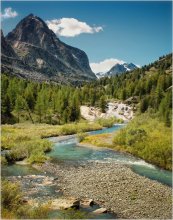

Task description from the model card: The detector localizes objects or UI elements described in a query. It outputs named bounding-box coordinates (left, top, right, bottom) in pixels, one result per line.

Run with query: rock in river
left=51, top=197, right=80, bottom=210
left=93, top=208, right=107, bottom=214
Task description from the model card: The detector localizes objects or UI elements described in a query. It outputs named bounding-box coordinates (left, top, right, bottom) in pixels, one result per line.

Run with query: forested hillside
left=2, top=54, right=172, bottom=126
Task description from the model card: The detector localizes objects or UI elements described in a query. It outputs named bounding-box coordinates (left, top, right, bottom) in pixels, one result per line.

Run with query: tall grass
left=1, top=179, right=51, bottom=219
left=1, top=122, right=102, bottom=164
left=113, top=113, right=172, bottom=170
left=96, top=117, right=123, bottom=128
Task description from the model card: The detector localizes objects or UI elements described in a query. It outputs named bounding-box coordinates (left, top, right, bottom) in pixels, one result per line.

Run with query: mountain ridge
left=1, top=14, right=96, bottom=85
left=95, top=62, right=138, bottom=78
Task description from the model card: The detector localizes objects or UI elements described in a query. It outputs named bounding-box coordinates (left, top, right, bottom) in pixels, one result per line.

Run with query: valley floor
left=35, top=161, right=172, bottom=219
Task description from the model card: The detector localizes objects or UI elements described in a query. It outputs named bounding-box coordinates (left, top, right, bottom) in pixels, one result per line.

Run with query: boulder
left=81, top=199, right=94, bottom=206
left=93, top=208, right=107, bottom=214
left=51, top=198, right=80, bottom=210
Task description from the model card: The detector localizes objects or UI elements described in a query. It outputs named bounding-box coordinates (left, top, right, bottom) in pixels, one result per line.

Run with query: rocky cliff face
left=2, top=14, right=96, bottom=85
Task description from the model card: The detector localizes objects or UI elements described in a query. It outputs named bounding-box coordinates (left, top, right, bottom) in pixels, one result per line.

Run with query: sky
left=1, top=1, right=172, bottom=73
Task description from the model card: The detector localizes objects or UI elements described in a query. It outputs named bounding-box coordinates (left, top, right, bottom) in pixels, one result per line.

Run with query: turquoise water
left=2, top=124, right=172, bottom=188
left=1, top=124, right=172, bottom=219
left=88, top=124, right=125, bottom=135
left=131, top=165, right=172, bottom=187
left=1, top=164, right=43, bottom=177
left=48, top=125, right=172, bottom=187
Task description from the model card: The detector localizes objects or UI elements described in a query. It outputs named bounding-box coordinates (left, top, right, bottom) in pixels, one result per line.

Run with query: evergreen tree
left=35, top=91, right=44, bottom=123
left=24, top=85, right=35, bottom=110
left=99, top=96, right=106, bottom=113
left=15, top=96, right=24, bottom=123
left=140, top=97, right=149, bottom=113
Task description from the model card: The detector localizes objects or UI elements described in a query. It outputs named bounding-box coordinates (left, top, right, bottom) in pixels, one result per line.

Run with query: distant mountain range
left=1, top=14, right=96, bottom=85
left=95, top=62, right=138, bottom=78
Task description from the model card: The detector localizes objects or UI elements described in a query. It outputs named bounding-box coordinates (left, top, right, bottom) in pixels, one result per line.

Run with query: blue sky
left=1, top=1, right=172, bottom=72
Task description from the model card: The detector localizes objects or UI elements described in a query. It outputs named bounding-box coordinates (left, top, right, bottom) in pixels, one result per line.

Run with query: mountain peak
left=6, top=13, right=57, bottom=49
left=2, top=14, right=96, bottom=85
left=27, top=13, right=34, bottom=17
left=95, top=62, right=138, bottom=78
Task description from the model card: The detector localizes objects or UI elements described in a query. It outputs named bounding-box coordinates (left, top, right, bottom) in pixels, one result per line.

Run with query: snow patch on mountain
left=90, top=59, right=139, bottom=79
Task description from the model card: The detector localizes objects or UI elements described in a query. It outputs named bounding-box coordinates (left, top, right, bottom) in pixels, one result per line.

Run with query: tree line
left=2, top=53, right=172, bottom=126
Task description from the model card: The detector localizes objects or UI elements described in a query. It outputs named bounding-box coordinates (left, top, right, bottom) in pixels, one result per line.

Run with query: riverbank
left=81, top=114, right=172, bottom=171
left=1, top=122, right=102, bottom=164
left=35, top=161, right=172, bottom=219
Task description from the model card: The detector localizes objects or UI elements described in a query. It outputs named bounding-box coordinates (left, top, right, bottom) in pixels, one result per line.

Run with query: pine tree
left=35, top=92, right=44, bottom=123
left=24, top=85, right=35, bottom=111
left=15, top=96, right=24, bottom=123
left=140, top=97, right=148, bottom=113
left=99, top=96, right=106, bottom=113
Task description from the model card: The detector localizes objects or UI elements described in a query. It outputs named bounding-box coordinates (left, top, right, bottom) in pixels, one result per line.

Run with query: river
left=1, top=124, right=172, bottom=219
left=47, top=124, right=172, bottom=187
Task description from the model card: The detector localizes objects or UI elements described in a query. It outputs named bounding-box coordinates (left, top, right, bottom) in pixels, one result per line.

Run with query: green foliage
left=59, top=208, right=91, bottom=219
left=2, top=122, right=102, bottom=163
left=113, top=113, right=172, bottom=170
left=28, top=151, right=48, bottom=164
left=96, top=117, right=116, bottom=128
left=77, top=132, right=88, bottom=142
left=1, top=54, right=172, bottom=125
left=1, top=156, right=8, bottom=165
left=1, top=179, right=23, bottom=211
left=1, top=179, right=50, bottom=219
left=99, top=95, right=107, bottom=113
left=159, top=90, right=172, bottom=127
left=140, top=97, right=149, bottom=113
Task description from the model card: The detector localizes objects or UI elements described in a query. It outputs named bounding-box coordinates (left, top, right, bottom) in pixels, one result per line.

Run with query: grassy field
left=81, top=114, right=172, bottom=170
left=1, top=122, right=102, bottom=164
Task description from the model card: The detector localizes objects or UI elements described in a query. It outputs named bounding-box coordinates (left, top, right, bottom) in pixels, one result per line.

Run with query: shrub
left=77, top=132, right=88, bottom=142
left=1, top=179, right=51, bottom=219
left=28, top=151, right=48, bottom=164
left=1, top=156, right=8, bottom=165
left=113, top=113, right=172, bottom=170
left=1, top=179, right=23, bottom=211
left=6, top=147, right=29, bottom=162
left=60, top=124, right=77, bottom=135
left=97, top=117, right=116, bottom=128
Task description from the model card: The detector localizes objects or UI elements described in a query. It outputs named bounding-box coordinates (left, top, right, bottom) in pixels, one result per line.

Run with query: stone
left=81, top=199, right=94, bottom=206
left=93, top=208, right=107, bottom=214
left=51, top=198, right=80, bottom=210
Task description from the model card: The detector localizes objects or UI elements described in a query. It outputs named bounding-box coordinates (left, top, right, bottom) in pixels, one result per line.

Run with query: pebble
left=36, top=161, right=172, bottom=219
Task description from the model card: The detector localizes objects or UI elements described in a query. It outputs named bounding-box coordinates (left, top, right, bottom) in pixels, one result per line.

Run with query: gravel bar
left=35, top=161, right=172, bottom=219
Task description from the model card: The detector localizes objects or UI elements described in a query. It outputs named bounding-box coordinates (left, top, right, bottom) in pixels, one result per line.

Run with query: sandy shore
left=36, top=161, right=172, bottom=219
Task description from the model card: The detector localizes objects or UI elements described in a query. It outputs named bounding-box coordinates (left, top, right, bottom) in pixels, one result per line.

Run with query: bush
left=97, top=117, right=116, bottom=128
left=1, top=156, right=8, bottom=165
left=60, top=124, right=77, bottom=135
left=113, top=113, right=172, bottom=170
left=28, top=151, right=48, bottom=164
left=1, top=179, right=23, bottom=211
left=6, top=145, right=29, bottom=162
left=77, top=132, right=88, bottom=142
left=1, top=122, right=102, bottom=164
left=1, top=179, right=51, bottom=219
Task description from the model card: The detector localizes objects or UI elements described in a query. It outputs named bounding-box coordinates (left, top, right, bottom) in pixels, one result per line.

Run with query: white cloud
left=1, top=7, right=18, bottom=20
left=90, top=58, right=125, bottom=73
left=46, top=18, right=103, bottom=37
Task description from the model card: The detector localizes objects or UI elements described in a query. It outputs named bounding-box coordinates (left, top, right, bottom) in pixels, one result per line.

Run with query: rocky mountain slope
left=1, top=14, right=96, bottom=85
left=96, top=62, right=137, bottom=78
